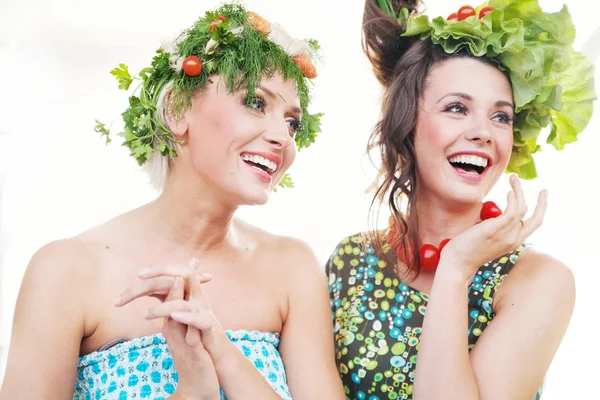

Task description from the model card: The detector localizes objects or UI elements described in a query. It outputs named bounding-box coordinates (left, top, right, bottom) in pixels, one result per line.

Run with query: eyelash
left=443, top=102, right=513, bottom=124
left=244, top=95, right=303, bottom=135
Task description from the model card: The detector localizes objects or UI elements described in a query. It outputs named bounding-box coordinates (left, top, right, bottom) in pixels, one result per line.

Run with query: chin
left=232, top=180, right=273, bottom=206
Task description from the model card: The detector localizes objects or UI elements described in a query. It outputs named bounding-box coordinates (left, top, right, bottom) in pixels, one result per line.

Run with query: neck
left=146, top=169, right=241, bottom=255
left=415, top=193, right=481, bottom=246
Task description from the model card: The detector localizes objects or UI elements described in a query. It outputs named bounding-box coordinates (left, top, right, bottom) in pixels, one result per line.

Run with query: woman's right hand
left=439, top=175, right=547, bottom=283
left=163, top=273, right=220, bottom=400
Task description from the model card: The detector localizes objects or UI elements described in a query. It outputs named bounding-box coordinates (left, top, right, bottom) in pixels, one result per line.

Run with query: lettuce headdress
left=95, top=3, right=322, bottom=189
left=376, top=0, right=596, bottom=179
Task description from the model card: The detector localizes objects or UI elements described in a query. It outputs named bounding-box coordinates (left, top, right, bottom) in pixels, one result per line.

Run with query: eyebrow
left=436, top=92, right=514, bottom=109
left=258, top=85, right=302, bottom=115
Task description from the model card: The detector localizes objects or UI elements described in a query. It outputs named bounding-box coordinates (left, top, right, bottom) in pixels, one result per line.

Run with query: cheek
left=496, top=130, right=514, bottom=163
left=280, top=146, right=297, bottom=172
left=414, top=117, right=448, bottom=164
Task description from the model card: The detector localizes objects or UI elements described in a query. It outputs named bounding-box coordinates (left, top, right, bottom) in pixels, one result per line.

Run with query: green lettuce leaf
left=398, top=0, right=596, bottom=179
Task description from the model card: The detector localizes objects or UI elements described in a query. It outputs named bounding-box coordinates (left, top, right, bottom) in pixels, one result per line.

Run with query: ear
left=164, top=92, right=188, bottom=139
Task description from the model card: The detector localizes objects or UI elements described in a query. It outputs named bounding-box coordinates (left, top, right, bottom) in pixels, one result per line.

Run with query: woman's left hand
left=118, top=258, right=233, bottom=367
left=439, top=175, right=548, bottom=283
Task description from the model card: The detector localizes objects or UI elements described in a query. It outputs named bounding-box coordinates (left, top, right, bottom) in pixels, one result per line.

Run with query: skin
left=389, top=57, right=575, bottom=399
left=0, top=73, right=345, bottom=400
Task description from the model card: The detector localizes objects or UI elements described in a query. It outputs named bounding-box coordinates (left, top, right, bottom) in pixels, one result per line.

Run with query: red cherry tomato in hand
left=447, top=12, right=458, bottom=21
left=480, top=201, right=502, bottom=220
left=420, top=244, right=440, bottom=272
left=457, top=5, right=476, bottom=21
left=439, top=238, right=451, bottom=252
left=182, top=56, right=202, bottom=77
left=479, top=6, right=494, bottom=18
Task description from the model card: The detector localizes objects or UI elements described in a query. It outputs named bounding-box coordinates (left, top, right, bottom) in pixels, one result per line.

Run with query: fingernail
left=543, top=189, right=548, bottom=197
left=138, top=268, right=151, bottom=277
left=200, top=272, right=214, bottom=279
left=114, top=296, right=122, bottom=306
left=188, top=258, right=200, bottom=267
left=143, top=310, right=149, bottom=319
left=173, top=276, right=181, bottom=289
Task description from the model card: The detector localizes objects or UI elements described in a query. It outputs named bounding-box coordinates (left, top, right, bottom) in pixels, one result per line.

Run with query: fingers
left=510, top=175, right=528, bottom=218
left=166, top=276, right=184, bottom=301
left=163, top=277, right=188, bottom=342
left=116, top=258, right=213, bottom=307
left=503, top=175, right=523, bottom=221
left=520, top=190, right=548, bottom=239
left=188, top=268, right=211, bottom=309
left=116, top=276, right=174, bottom=307
left=172, top=312, right=214, bottom=332
left=138, top=260, right=214, bottom=282
left=145, top=298, right=197, bottom=320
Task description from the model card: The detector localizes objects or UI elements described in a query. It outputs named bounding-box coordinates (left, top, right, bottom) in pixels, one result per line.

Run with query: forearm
left=214, top=341, right=282, bottom=400
left=413, top=265, right=479, bottom=400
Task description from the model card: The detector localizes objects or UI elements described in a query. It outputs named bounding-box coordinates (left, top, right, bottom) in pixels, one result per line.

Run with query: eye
left=286, top=119, right=303, bottom=136
left=246, top=96, right=266, bottom=112
left=492, top=112, right=513, bottom=125
left=444, top=102, right=467, bottom=114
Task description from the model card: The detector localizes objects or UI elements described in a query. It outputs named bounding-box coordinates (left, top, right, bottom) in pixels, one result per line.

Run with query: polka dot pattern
left=327, top=233, right=543, bottom=400
left=74, top=330, right=290, bottom=399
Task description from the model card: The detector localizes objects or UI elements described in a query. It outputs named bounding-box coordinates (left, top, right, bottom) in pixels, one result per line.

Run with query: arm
left=470, top=251, right=574, bottom=399
left=277, top=239, right=345, bottom=400
left=414, top=250, right=574, bottom=400
left=0, top=241, right=92, bottom=400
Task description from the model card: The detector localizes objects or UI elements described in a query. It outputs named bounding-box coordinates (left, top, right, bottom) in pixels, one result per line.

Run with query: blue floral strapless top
left=73, top=330, right=291, bottom=399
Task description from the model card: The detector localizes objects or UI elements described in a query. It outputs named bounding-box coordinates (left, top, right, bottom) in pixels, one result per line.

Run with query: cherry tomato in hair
left=457, top=5, right=476, bottom=21
left=182, top=56, right=202, bottom=77
left=479, top=6, right=494, bottom=18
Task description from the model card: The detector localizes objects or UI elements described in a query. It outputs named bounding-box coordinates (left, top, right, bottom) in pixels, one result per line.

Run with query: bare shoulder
left=236, top=218, right=321, bottom=275
left=26, top=236, right=98, bottom=284
left=23, top=214, right=128, bottom=302
left=496, top=247, right=575, bottom=312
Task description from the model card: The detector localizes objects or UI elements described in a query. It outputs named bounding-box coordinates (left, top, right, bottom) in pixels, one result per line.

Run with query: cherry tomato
left=218, top=15, right=226, bottom=22
left=208, top=21, right=219, bottom=31
left=182, top=56, right=202, bottom=77
left=447, top=12, right=459, bottom=21
left=479, top=6, right=494, bottom=18
left=457, top=5, right=476, bottom=21
left=420, top=244, right=440, bottom=272
left=480, top=201, right=502, bottom=220
left=439, top=238, right=451, bottom=252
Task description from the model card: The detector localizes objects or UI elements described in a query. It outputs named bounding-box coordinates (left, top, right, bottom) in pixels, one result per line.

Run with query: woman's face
left=174, top=73, right=301, bottom=206
left=413, top=57, right=515, bottom=207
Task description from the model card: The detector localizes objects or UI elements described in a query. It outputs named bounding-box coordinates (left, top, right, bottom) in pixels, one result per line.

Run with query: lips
left=240, top=151, right=282, bottom=184
left=447, top=151, right=492, bottom=176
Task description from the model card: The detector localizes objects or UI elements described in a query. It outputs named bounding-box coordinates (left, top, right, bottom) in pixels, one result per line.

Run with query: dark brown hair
left=363, top=0, right=502, bottom=278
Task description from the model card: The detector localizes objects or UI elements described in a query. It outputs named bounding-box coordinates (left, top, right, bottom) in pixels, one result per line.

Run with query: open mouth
left=241, top=154, right=278, bottom=175
left=447, top=154, right=490, bottom=175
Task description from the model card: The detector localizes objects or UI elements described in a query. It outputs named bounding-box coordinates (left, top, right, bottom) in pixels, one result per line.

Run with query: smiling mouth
left=241, top=154, right=277, bottom=175
left=447, top=154, right=490, bottom=175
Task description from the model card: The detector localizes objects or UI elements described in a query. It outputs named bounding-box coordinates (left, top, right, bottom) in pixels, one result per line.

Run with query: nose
left=262, top=116, right=294, bottom=149
left=465, top=115, right=493, bottom=144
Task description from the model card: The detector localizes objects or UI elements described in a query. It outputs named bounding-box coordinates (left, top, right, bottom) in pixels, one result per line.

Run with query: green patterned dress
left=326, top=233, right=543, bottom=400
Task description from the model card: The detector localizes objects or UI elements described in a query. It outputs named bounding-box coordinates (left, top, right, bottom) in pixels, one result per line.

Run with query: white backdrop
left=0, top=0, right=598, bottom=398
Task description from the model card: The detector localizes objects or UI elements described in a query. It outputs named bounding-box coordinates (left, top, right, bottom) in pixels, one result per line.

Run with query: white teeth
left=241, top=154, right=278, bottom=173
left=448, top=154, right=488, bottom=168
